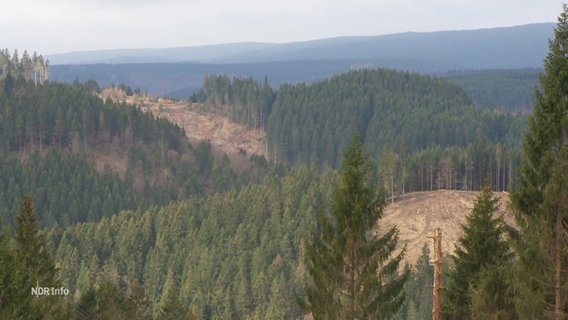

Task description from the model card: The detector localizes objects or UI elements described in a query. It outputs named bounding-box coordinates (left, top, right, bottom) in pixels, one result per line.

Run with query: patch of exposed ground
left=101, top=89, right=266, bottom=170
left=380, top=190, right=513, bottom=266
left=139, top=97, right=266, bottom=160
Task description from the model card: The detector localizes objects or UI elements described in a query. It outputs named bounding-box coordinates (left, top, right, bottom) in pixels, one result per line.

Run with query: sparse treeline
left=382, top=143, right=522, bottom=197
left=190, top=74, right=274, bottom=130
left=0, top=49, right=49, bottom=84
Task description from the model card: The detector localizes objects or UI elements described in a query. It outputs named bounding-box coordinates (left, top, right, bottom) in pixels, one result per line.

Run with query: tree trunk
left=555, top=205, right=563, bottom=320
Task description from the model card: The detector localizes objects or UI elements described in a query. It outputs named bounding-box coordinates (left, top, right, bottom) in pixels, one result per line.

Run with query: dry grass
left=380, top=190, right=513, bottom=266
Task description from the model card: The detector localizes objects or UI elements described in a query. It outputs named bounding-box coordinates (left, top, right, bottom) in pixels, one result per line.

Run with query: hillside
left=444, top=69, right=541, bottom=112
left=382, top=190, right=513, bottom=265
left=143, top=99, right=266, bottom=159
left=98, top=86, right=267, bottom=171
left=0, top=78, right=261, bottom=227
left=48, top=168, right=511, bottom=318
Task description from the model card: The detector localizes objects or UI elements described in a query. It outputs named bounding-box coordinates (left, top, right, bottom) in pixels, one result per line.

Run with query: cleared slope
left=381, top=190, right=513, bottom=265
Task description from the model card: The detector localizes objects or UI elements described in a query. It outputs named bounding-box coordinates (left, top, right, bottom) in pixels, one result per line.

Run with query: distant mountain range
left=48, top=23, right=553, bottom=67
left=49, top=23, right=553, bottom=99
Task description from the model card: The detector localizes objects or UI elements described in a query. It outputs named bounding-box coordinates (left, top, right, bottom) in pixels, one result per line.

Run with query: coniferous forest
left=1, top=5, right=568, bottom=319
left=191, top=69, right=527, bottom=194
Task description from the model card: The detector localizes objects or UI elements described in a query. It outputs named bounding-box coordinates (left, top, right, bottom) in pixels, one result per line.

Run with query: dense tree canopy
left=0, top=45, right=545, bottom=319
left=192, top=70, right=527, bottom=196
left=0, top=78, right=268, bottom=227
left=511, top=5, right=568, bottom=319
left=444, top=69, right=540, bottom=113
left=48, top=168, right=325, bottom=319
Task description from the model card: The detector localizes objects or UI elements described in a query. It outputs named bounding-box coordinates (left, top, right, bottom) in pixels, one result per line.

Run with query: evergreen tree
left=399, top=244, right=433, bottom=320
left=12, top=193, right=65, bottom=319
left=299, top=132, right=408, bottom=319
left=156, top=285, right=187, bottom=320
left=0, top=221, right=19, bottom=318
left=510, top=5, right=568, bottom=319
left=443, top=186, right=511, bottom=319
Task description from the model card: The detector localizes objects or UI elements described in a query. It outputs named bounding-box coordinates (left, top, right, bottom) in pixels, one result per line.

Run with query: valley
left=0, top=15, right=563, bottom=318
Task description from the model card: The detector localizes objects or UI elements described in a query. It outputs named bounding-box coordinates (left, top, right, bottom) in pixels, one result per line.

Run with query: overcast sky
left=1, top=0, right=563, bottom=54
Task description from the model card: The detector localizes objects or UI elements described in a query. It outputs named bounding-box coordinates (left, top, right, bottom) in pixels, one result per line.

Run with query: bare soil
left=141, top=97, right=266, bottom=160
left=380, top=190, right=513, bottom=266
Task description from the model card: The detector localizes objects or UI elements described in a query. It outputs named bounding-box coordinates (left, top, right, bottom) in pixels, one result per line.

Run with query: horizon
left=2, top=0, right=561, bottom=55
left=46, top=22, right=553, bottom=56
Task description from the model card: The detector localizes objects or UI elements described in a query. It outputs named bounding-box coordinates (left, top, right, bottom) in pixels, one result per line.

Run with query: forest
left=191, top=70, right=527, bottom=195
left=443, top=68, right=541, bottom=113
left=0, top=65, right=272, bottom=228
left=0, top=6, right=567, bottom=318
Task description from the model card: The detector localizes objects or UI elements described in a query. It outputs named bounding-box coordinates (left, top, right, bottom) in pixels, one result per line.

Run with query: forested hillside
left=0, top=74, right=261, bottom=227
left=193, top=69, right=528, bottom=194
left=0, top=45, right=543, bottom=319
left=48, top=167, right=326, bottom=319
left=444, top=69, right=541, bottom=112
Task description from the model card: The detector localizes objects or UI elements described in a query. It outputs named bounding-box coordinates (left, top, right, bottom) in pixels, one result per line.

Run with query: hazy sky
left=1, top=0, right=563, bottom=54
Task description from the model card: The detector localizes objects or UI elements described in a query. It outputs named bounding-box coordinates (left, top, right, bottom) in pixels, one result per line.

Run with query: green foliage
left=193, top=71, right=527, bottom=195
left=156, top=284, right=187, bottom=320
left=396, top=244, right=433, bottom=319
left=0, top=78, right=257, bottom=227
left=0, top=194, right=69, bottom=319
left=190, top=75, right=274, bottom=129
left=75, top=279, right=152, bottom=320
left=444, top=187, right=511, bottom=319
left=49, top=168, right=325, bottom=319
left=444, top=69, right=541, bottom=112
left=0, top=49, right=49, bottom=84
left=510, top=5, right=568, bottom=318
left=266, top=68, right=524, bottom=168
left=299, top=133, right=408, bottom=319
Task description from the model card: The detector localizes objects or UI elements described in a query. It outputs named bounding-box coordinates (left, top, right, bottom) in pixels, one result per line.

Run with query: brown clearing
left=381, top=190, right=513, bottom=266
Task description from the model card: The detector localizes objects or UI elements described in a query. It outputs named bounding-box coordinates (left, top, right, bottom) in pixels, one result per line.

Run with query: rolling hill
left=48, top=24, right=553, bottom=67
left=49, top=24, right=553, bottom=99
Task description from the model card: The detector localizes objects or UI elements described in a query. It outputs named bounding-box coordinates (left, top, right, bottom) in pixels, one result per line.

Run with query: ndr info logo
left=31, top=282, right=69, bottom=297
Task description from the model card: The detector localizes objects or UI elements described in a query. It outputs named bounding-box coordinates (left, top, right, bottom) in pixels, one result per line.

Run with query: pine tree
left=299, top=132, right=408, bottom=319
left=510, top=5, right=568, bottom=319
left=443, top=186, right=510, bottom=319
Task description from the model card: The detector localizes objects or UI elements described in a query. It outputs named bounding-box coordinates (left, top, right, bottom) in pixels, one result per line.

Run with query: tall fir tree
left=511, top=5, right=568, bottom=319
left=299, top=132, right=408, bottom=319
left=443, top=186, right=511, bottom=319
left=12, top=193, right=66, bottom=319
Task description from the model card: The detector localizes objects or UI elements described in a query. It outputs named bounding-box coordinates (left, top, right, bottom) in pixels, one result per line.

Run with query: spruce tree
left=299, top=133, right=408, bottom=319
left=511, top=5, right=568, bottom=319
left=13, top=193, right=65, bottom=319
left=443, top=186, right=510, bottom=319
